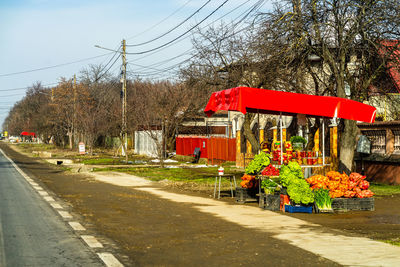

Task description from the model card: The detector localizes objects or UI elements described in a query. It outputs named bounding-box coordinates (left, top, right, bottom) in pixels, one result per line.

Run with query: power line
left=95, top=53, right=121, bottom=82
left=127, top=0, right=263, bottom=78
left=128, top=21, right=260, bottom=78
left=127, top=0, right=212, bottom=47
left=0, top=93, right=27, bottom=98
left=0, top=53, right=113, bottom=77
left=127, top=0, right=194, bottom=40
left=0, top=82, right=59, bottom=92
left=126, top=0, right=230, bottom=55
left=129, top=0, right=257, bottom=64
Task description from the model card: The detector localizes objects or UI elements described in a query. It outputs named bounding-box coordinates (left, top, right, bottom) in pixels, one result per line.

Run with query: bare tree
left=181, top=22, right=264, bottom=153
left=256, top=0, right=400, bottom=171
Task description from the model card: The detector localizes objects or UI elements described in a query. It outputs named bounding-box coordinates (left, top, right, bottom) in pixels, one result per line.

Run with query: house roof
left=380, top=40, right=400, bottom=93
left=204, top=87, right=376, bottom=123
left=358, top=120, right=400, bottom=128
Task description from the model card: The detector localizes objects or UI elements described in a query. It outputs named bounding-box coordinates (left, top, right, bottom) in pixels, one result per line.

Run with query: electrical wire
left=0, top=82, right=59, bottom=92
left=94, top=53, right=121, bottom=82
left=127, top=0, right=212, bottom=47
left=127, top=0, right=194, bottom=40
left=128, top=21, right=260, bottom=78
left=0, top=53, right=113, bottom=78
left=126, top=0, right=230, bottom=55
left=127, top=0, right=264, bottom=78
left=0, top=93, right=27, bottom=98
left=128, top=0, right=258, bottom=66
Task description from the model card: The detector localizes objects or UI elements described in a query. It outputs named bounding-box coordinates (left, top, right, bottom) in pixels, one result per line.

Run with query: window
left=362, top=130, right=386, bottom=154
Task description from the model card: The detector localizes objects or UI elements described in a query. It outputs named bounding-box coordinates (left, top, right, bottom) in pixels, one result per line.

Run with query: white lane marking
left=50, top=203, right=63, bottom=209
left=0, top=148, right=31, bottom=179
left=44, top=196, right=55, bottom=202
left=97, top=253, right=124, bottom=267
left=81, top=235, right=103, bottom=248
left=68, top=221, right=86, bottom=231
left=0, top=148, right=122, bottom=265
left=58, top=210, right=72, bottom=219
left=0, top=209, right=7, bottom=267
left=37, top=190, right=49, bottom=196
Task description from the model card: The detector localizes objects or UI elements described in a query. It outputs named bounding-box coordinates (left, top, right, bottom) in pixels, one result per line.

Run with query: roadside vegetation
left=369, top=183, right=400, bottom=196
left=93, top=163, right=242, bottom=185
left=13, top=143, right=400, bottom=194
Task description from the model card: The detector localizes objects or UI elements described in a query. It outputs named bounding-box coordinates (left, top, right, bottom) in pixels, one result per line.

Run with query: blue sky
left=0, top=0, right=271, bottom=131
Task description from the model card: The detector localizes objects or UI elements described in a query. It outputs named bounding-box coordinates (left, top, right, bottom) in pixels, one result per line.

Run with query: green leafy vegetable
left=245, top=152, right=271, bottom=175
left=314, top=188, right=333, bottom=211
left=279, top=161, right=303, bottom=187
left=278, top=162, right=313, bottom=205
left=261, top=179, right=278, bottom=194
left=290, top=136, right=307, bottom=144
left=287, top=179, right=315, bottom=205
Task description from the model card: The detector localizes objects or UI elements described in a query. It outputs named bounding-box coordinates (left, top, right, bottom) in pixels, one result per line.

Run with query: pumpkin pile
left=240, top=174, right=258, bottom=189
left=306, top=171, right=374, bottom=198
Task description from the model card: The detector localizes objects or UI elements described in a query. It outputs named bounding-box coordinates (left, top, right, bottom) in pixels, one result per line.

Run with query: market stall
left=204, top=87, right=377, bottom=213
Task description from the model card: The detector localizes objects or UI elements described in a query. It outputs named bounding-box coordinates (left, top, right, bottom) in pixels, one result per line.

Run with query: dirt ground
left=2, top=142, right=400, bottom=266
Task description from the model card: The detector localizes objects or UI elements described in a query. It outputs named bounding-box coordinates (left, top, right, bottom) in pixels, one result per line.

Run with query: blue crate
left=285, top=205, right=313, bottom=213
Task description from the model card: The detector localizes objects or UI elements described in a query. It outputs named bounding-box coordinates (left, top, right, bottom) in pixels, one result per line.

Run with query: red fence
left=176, top=136, right=236, bottom=163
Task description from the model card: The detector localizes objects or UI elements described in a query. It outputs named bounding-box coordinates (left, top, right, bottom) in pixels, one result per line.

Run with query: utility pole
left=121, top=39, right=128, bottom=162
left=94, top=40, right=128, bottom=161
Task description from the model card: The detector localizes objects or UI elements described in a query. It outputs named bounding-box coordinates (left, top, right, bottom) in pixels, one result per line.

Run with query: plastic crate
left=280, top=194, right=290, bottom=211
left=314, top=203, right=334, bottom=213
left=259, top=193, right=280, bottom=211
left=285, top=205, right=313, bottom=213
left=235, top=187, right=257, bottom=204
left=332, top=198, right=374, bottom=212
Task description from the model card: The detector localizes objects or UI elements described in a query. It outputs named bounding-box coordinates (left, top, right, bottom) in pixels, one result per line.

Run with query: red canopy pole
left=279, top=112, right=283, bottom=165
left=322, top=119, right=325, bottom=166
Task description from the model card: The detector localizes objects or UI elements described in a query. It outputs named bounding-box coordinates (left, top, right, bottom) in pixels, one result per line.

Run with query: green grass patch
left=18, top=143, right=56, bottom=151
left=81, top=158, right=124, bottom=165
left=381, top=239, right=400, bottom=247
left=369, top=183, right=400, bottom=196
left=94, top=165, right=243, bottom=185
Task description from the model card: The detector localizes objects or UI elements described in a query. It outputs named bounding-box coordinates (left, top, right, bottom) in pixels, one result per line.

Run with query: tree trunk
left=68, top=130, right=73, bottom=150
left=242, top=113, right=259, bottom=154
left=339, top=119, right=358, bottom=174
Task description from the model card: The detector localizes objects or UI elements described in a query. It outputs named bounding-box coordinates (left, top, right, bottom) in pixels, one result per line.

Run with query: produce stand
left=205, top=87, right=376, bottom=169
left=204, top=87, right=377, bottom=213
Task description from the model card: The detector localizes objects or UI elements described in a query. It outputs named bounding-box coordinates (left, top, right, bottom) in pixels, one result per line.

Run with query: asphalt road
left=0, top=151, right=103, bottom=266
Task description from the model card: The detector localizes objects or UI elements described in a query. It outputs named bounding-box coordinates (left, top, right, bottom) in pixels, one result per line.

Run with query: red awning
left=20, top=131, right=36, bottom=137
left=204, top=87, right=376, bottom=123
